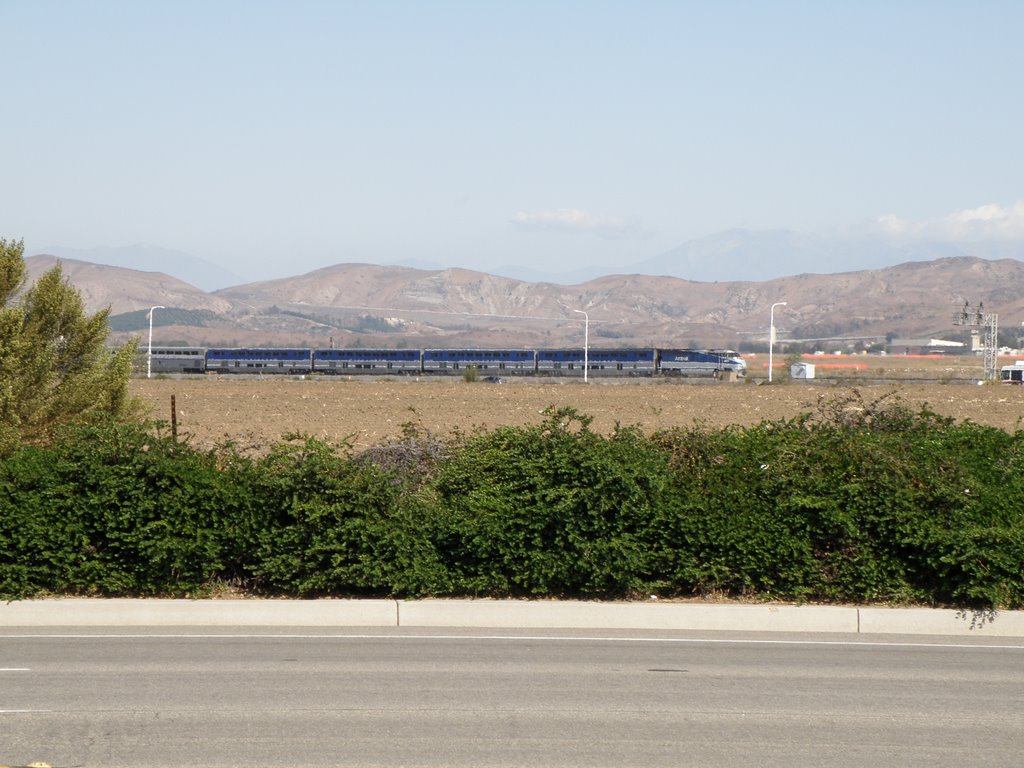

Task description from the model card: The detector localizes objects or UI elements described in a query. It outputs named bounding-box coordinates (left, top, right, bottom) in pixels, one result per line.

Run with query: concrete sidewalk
left=2, top=598, right=1023, bottom=637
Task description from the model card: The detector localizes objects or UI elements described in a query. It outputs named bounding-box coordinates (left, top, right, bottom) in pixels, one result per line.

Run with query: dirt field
left=131, top=374, right=1024, bottom=452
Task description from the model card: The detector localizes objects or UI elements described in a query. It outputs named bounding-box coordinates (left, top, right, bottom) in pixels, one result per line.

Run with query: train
left=147, top=346, right=747, bottom=379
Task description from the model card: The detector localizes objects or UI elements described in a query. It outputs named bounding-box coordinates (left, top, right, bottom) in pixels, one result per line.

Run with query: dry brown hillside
left=25, top=255, right=233, bottom=315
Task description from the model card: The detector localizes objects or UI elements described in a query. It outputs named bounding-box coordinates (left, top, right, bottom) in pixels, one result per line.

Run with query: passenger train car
left=537, top=349, right=656, bottom=375
left=205, top=348, right=313, bottom=374
left=312, top=348, right=422, bottom=374
left=422, top=349, right=538, bottom=374
left=147, top=346, right=207, bottom=374
left=147, top=346, right=746, bottom=378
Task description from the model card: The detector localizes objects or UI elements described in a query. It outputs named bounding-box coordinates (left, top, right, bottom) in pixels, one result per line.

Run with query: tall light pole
left=573, top=309, right=589, bottom=383
left=768, top=301, right=787, bottom=383
left=147, top=305, right=165, bottom=379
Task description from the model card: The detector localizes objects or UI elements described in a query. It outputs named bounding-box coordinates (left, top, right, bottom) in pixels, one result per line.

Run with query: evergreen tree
left=0, top=238, right=139, bottom=453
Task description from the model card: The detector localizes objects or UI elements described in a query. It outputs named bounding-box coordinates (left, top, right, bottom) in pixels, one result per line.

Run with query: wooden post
left=171, top=394, right=177, bottom=442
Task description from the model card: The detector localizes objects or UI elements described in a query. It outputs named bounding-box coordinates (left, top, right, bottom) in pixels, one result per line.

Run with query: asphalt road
left=2, top=628, right=1023, bottom=768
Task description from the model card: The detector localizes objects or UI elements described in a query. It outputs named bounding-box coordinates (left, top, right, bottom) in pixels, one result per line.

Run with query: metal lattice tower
left=953, top=302, right=999, bottom=381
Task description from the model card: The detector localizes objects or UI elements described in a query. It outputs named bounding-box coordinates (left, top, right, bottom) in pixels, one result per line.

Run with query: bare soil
left=131, top=374, right=1024, bottom=453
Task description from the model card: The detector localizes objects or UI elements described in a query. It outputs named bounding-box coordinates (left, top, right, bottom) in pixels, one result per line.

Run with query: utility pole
left=768, top=302, right=787, bottom=383
left=147, top=305, right=166, bottom=379
left=573, top=308, right=589, bottom=383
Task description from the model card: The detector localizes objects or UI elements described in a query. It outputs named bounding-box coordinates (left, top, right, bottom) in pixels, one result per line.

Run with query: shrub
left=247, top=435, right=451, bottom=596
left=430, top=407, right=673, bottom=595
left=0, top=419, right=250, bottom=598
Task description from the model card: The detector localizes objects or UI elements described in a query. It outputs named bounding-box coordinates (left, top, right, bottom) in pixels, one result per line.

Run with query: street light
left=573, top=309, right=589, bottom=383
left=147, top=305, right=165, bottom=379
left=768, top=301, right=787, bottom=383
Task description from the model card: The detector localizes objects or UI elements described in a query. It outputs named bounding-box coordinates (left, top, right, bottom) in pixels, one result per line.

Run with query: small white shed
left=790, top=362, right=816, bottom=380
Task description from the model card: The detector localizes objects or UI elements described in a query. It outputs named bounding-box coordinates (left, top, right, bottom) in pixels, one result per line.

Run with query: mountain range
left=23, top=252, right=1024, bottom=351
left=32, top=229, right=1024, bottom=289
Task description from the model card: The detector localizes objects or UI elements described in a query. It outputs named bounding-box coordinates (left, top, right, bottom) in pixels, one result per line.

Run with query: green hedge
left=1, top=397, right=1022, bottom=609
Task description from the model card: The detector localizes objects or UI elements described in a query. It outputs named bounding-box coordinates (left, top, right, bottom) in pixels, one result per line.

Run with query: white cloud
left=510, top=208, right=638, bottom=237
left=877, top=201, right=1024, bottom=241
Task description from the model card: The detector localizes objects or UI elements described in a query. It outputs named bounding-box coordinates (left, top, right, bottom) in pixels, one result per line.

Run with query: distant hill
left=25, top=256, right=233, bottom=314
left=631, top=229, right=966, bottom=282
left=33, top=244, right=243, bottom=291
left=21, top=253, right=1024, bottom=350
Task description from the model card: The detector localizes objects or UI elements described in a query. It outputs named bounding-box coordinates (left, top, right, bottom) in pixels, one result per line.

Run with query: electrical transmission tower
left=953, top=301, right=999, bottom=381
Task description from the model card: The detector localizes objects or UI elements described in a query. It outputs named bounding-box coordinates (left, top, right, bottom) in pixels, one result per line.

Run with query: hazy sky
left=3, top=1, right=1023, bottom=281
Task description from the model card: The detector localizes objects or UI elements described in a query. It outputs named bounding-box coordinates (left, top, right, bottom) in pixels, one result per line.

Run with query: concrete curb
left=0, top=599, right=397, bottom=627
left=857, top=606, right=1024, bottom=637
left=398, top=600, right=860, bottom=632
left=2, top=599, right=1024, bottom=636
